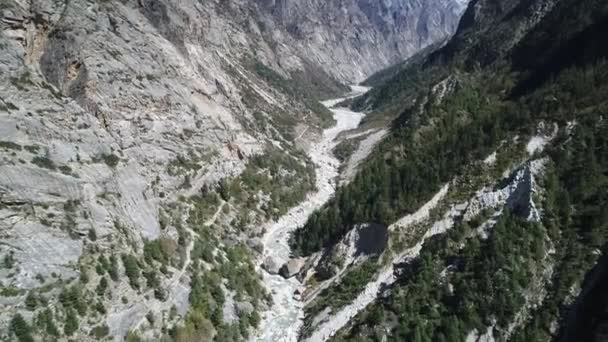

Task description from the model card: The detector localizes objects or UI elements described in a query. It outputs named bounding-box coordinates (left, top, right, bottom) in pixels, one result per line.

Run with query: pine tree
left=96, top=277, right=108, bottom=296
left=64, top=308, right=79, bottom=336
left=25, top=291, right=37, bottom=311
left=10, top=313, right=33, bottom=342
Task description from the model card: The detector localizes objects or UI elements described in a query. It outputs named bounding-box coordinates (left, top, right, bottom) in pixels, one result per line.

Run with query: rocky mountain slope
left=288, top=0, right=608, bottom=341
left=0, top=0, right=468, bottom=341
left=257, top=0, right=468, bottom=82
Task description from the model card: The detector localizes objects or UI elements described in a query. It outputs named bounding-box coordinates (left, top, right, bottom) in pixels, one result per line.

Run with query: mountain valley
left=1, top=0, right=607, bottom=341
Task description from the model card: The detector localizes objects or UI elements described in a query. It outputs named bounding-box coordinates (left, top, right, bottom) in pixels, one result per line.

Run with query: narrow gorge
left=3, top=0, right=607, bottom=341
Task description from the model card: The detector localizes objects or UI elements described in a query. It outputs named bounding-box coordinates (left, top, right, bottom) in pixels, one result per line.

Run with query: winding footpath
left=254, top=86, right=369, bottom=342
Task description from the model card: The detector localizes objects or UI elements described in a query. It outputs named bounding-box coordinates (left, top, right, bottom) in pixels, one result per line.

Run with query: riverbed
left=253, top=86, right=369, bottom=341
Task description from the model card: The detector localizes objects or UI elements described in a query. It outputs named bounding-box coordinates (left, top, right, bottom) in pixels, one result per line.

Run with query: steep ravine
left=254, top=86, right=369, bottom=341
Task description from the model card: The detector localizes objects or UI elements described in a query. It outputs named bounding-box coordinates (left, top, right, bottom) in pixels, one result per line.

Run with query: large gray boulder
left=236, top=301, right=255, bottom=316
left=279, top=258, right=306, bottom=279
left=262, top=256, right=281, bottom=275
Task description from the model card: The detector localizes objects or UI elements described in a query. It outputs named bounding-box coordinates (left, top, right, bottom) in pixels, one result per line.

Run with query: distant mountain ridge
left=256, top=0, right=469, bottom=82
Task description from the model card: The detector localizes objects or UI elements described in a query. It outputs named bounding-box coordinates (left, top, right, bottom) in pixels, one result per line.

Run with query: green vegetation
left=228, top=147, right=316, bottom=220
left=25, top=291, right=38, bottom=310
left=0, top=285, right=23, bottom=297
left=122, top=253, right=141, bottom=289
left=510, top=113, right=608, bottom=341
left=192, top=237, right=215, bottom=264
left=10, top=313, right=34, bottom=342
left=10, top=71, right=35, bottom=92
left=292, top=73, right=513, bottom=256
left=96, top=277, right=108, bottom=296
left=58, top=165, right=72, bottom=175
left=31, top=156, right=56, bottom=170
left=0, top=141, right=22, bottom=150
left=35, top=308, right=59, bottom=337
left=167, top=151, right=204, bottom=176
left=23, top=145, right=40, bottom=154
left=339, top=211, right=548, bottom=341
left=101, top=153, right=120, bottom=168
left=3, top=251, right=15, bottom=268
left=59, top=285, right=87, bottom=315
left=332, top=138, right=360, bottom=163
left=188, top=191, right=221, bottom=227
left=63, top=308, right=79, bottom=336
left=303, top=259, right=378, bottom=334
left=220, top=245, right=266, bottom=302
left=90, top=324, right=109, bottom=338
left=143, top=238, right=176, bottom=266
left=326, top=0, right=608, bottom=339
left=176, top=239, right=267, bottom=341
left=88, top=228, right=97, bottom=241
left=108, top=254, right=120, bottom=281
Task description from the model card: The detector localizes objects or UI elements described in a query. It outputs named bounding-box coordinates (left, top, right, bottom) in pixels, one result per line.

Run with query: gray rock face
left=279, top=258, right=306, bottom=279
left=263, top=256, right=281, bottom=275
left=257, top=0, right=469, bottom=82
left=236, top=301, right=255, bottom=316
left=433, top=0, right=557, bottom=67
left=315, top=223, right=388, bottom=281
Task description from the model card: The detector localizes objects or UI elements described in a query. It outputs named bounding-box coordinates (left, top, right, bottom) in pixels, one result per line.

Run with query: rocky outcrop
left=315, top=223, right=389, bottom=281
left=262, top=256, right=281, bottom=275
left=279, top=258, right=306, bottom=279
left=431, top=0, right=558, bottom=67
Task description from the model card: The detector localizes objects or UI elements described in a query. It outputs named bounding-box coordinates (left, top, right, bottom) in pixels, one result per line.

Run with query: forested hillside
left=291, top=0, right=608, bottom=340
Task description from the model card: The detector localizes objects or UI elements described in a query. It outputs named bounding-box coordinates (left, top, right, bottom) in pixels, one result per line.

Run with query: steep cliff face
left=0, top=0, right=467, bottom=340
left=257, top=0, right=468, bottom=82
left=432, top=0, right=558, bottom=67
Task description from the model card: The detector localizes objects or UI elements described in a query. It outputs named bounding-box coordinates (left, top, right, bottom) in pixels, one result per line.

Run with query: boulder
left=279, top=258, right=306, bottom=279
left=262, top=256, right=280, bottom=275
left=235, top=301, right=254, bottom=316
left=247, top=237, right=263, bottom=254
